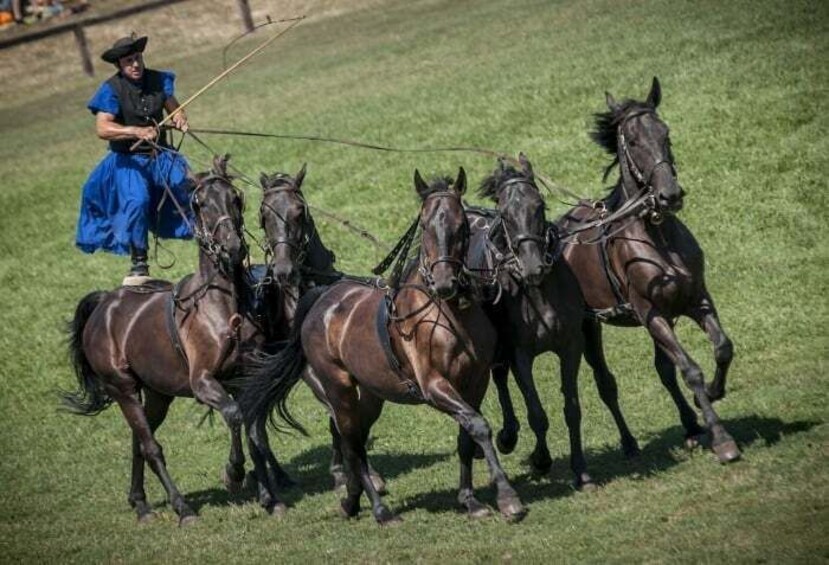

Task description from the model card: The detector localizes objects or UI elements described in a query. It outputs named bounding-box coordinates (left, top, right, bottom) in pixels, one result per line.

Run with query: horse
left=465, top=154, right=595, bottom=488
left=241, top=169, right=526, bottom=523
left=242, top=164, right=341, bottom=501
left=493, top=78, right=739, bottom=464
left=61, top=155, right=294, bottom=525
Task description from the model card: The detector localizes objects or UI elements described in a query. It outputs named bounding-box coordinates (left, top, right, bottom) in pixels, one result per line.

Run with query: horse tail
left=61, top=291, right=112, bottom=416
left=240, top=285, right=329, bottom=435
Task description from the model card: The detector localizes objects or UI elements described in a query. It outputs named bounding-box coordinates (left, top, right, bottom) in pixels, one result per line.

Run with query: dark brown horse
left=62, top=156, right=301, bottom=524
left=242, top=169, right=526, bottom=523
left=466, top=155, right=594, bottom=488
left=492, top=78, right=739, bottom=464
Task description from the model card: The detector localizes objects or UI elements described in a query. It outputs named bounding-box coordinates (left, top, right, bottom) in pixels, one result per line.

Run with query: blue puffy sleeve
left=161, top=71, right=176, bottom=98
left=87, top=82, right=119, bottom=115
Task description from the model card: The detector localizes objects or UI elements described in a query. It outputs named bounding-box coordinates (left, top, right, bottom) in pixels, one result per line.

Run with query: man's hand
left=171, top=111, right=189, bottom=133
left=133, top=125, right=159, bottom=142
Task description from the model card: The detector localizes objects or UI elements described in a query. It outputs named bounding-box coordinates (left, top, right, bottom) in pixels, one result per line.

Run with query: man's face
left=118, top=52, right=144, bottom=81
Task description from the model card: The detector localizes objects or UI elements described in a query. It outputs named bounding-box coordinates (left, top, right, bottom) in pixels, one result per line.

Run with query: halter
left=190, top=174, right=247, bottom=273
left=417, top=190, right=469, bottom=293
left=259, top=181, right=312, bottom=276
left=616, top=109, right=678, bottom=224
left=494, top=177, right=558, bottom=275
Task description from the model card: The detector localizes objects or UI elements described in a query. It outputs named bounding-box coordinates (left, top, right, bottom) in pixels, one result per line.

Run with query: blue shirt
left=87, top=70, right=176, bottom=116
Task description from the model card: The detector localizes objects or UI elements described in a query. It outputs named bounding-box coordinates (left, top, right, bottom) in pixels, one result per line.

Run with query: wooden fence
left=0, top=0, right=255, bottom=76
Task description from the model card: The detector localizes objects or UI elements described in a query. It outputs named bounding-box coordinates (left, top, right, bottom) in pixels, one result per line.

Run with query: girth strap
left=375, top=295, right=422, bottom=400
left=589, top=225, right=636, bottom=324
left=166, top=275, right=193, bottom=369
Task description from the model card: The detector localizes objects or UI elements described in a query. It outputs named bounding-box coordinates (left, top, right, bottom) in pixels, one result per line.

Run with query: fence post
left=236, top=0, right=254, bottom=33
left=72, top=24, right=94, bottom=77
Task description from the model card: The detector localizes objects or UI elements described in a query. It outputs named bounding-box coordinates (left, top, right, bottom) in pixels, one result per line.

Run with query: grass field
left=0, top=0, right=827, bottom=562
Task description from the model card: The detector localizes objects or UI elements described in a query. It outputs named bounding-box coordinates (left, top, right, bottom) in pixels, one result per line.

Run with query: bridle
left=190, top=174, right=247, bottom=273
left=259, top=180, right=311, bottom=281
left=616, top=109, right=679, bottom=224
left=494, top=176, right=558, bottom=275
left=417, top=190, right=469, bottom=294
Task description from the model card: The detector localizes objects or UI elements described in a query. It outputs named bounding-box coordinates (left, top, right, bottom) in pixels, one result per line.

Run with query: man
left=76, top=34, right=194, bottom=284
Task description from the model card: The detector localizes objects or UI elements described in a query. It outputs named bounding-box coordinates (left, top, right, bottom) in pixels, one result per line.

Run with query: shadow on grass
left=185, top=444, right=452, bottom=512
left=395, top=414, right=822, bottom=516
left=182, top=415, right=820, bottom=515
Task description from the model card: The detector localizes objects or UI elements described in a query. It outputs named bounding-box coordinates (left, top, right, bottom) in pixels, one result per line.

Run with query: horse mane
left=478, top=163, right=525, bottom=201
left=418, top=176, right=455, bottom=200
left=260, top=172, right=296, bottom=189
left=590, top=100, right=653, bottom=156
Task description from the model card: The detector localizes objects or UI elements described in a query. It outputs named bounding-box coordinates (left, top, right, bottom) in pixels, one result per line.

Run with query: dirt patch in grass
left=0, top=0, right=386, bottom=106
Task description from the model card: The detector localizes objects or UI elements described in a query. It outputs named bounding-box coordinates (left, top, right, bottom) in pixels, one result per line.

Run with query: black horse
left=493, top=78, right=739, bottom=464
left=466, top=155, right=594, bottom=488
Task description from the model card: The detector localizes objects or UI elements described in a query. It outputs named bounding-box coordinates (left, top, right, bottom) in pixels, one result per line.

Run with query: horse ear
left=605, top=91, right=619, bottom=111
left=295, top=163, right=308, bottom=189
left=454, top=167, right=467, bottom=195
left=259, top=173, right=269, bottom=188
left=646, top=76, right=661, bottom=108
left=518, top=152, right=534, bottom=178
left=213, top=153, right=230, bottom=177
left=414, top=169, right=429, bottom=198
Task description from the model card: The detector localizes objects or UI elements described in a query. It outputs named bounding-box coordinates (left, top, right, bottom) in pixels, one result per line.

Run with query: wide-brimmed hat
left=101, top=34, right=148, bottom=64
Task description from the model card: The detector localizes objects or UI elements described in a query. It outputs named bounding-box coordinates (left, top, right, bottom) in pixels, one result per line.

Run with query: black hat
left=101, top=34, right=148, bottom=64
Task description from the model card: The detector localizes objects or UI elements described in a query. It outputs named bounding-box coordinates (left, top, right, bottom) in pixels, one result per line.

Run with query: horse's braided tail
left=60, top=291, right=112, bottom=416
left=239, top=285, right=328, bottom=434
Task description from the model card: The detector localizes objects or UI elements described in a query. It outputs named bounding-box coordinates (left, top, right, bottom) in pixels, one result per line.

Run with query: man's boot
left=123, top=247, right=152, bottom=286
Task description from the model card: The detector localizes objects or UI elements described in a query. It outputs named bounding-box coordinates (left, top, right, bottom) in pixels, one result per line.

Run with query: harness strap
left=166, top=275, right=193, bottom=369
left=593, top=225, right=636, bottom=323
left=375, top=295, right=423, bottom=400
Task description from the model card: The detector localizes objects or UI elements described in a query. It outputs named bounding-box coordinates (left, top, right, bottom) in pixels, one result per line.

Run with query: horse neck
left=194, top=247, right=238, bottom=304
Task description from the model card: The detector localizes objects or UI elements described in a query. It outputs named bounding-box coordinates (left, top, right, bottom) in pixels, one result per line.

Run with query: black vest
left=106, top=69, right=169, bottom=154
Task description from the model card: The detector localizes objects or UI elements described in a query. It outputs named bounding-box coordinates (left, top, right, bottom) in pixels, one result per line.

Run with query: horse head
left=413, top=167, right=469, bottom=300
left=597, top=77, right=685, bottom=213
left=480, top=154, right=551, bottom=286
left=191, top=154, right=248, bottom=275
left=259, top=163, right=310, bottom=286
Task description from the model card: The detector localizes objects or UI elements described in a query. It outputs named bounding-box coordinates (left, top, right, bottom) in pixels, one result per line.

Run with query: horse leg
left=245, top=419, right=289, bottom=516
left=582, top=319, right=640, bottom=457
left=688, top=291, right=733, bottom=403
left=425, top=379, right=525, bottom=521
left=654, top=344, right=706, bottom=447
left=645, top=312, right=741, bottom=463
left=330, top=391, right=387, bottom=495
left=221, top=417, right=246, bottom=495
left=127, top=389, right=173, bottom=522
left=491, top=361, right=520, bottom=454
left=112, top=388, right=196, bottom=525
left=328, top=381, right=397, bottom=524
left=457, top=425, right=492, bottom=519
left=559, top=341, right=596, bottom=490
left=510, top=350, right=552, bottom=473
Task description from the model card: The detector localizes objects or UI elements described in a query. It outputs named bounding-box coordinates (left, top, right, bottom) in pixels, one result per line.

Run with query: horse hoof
left=529, top=453, right=553, bottom=475
left=178, top=514, right=198, bottom=527
left=574, top=474, right=598, bottom=492
left=685, top=435, right=703, bottom=450
left=221, top=469, right=244, bottom=495
left=268, top=502, right=288, bottom=518
left=370, top=472, right=387, bottom=496
left=712, top=440, right=741, bottom=463
left=339, top=498, right=360, bottom=519
left=137, top=512, right=156, bottom=525
left=496, top=430, right=518, bottom=455
left=375, top=507, right=401, bottom=525
left=498, top=499, right=527, bottom=523
left=465, top=499, right=493, bottom=519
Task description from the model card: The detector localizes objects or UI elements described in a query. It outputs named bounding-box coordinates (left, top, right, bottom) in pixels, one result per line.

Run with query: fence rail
left=0, top=0, right=254, bottom=76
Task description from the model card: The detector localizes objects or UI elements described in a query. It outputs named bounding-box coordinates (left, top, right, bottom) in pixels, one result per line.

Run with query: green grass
left=1, top=0, right=827, bottom=562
